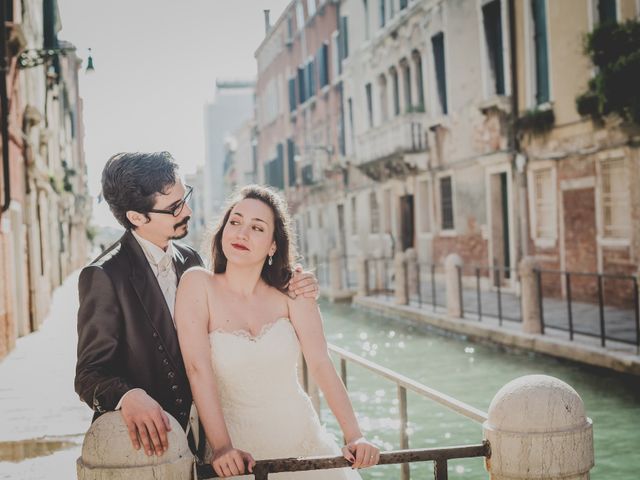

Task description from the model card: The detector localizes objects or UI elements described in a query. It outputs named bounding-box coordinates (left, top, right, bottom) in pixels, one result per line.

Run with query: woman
left=175, top=185, right=379, bottom=478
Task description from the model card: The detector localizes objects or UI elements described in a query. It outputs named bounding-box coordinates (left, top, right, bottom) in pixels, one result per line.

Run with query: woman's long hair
left=210, top=185, right=297, bottom=293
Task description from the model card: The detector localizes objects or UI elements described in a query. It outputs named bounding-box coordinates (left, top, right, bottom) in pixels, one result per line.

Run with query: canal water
left=318, top=300, right=640, bottom=480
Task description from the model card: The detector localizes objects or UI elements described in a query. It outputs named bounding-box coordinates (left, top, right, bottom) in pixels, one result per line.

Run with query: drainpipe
left=508, top=0, right=529, bottom=260
left=0, top=6, right=11, bottom=214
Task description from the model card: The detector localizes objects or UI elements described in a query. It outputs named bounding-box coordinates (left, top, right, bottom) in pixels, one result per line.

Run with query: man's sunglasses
left=148, top=185, right=193, bottom=217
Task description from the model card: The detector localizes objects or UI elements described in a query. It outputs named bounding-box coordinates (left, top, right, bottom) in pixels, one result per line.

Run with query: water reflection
left=0, top=435, right=82, bottom=463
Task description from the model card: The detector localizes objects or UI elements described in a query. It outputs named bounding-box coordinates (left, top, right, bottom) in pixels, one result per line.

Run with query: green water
left=317, top=301, right=640, bottom=480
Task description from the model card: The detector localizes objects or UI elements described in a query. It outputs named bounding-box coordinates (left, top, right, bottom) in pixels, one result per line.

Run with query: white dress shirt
left=115, top=231, right=178, bottom=410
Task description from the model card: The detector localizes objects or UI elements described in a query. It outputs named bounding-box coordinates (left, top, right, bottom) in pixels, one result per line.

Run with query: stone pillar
left=394, top=251, right=408, bottom=305
left=329, top=248, right=343, bottom=294
left=77, top=412, right=194, bottom=479
left=405, top=248, right=418, bottom=299
left=484, top=375, right=594, bottom=480
left=445, top=253, right=463, bottom=318
left=519, top=257, right=542, bottom=334
left=357, top=255, right=369, bottom=297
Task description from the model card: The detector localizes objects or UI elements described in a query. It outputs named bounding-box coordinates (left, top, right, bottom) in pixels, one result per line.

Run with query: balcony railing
left=355, top=113, right=429, bottom=166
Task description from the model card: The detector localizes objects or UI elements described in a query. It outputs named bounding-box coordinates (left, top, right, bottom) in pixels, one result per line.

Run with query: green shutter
left=431, top=32, right=448, bottom=114
left=531, top=0, right=549, bottom=104
left=598, top=0, right=617, bottom=24
left=287, top=139, right=297, bottom=187
left=482, top=0, right=505, bottom=95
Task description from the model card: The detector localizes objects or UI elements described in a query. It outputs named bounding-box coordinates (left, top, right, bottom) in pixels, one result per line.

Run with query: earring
left=268, top=255, right=273, bottom=266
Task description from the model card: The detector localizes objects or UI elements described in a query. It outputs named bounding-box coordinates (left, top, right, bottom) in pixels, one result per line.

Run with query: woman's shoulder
left=179, top=267, right=214, bottom=289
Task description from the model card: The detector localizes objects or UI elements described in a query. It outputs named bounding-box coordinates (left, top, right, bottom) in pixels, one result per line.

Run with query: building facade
left=0, top=0, right=91, bottom=359
left=247, top=0, right=639, bottom=297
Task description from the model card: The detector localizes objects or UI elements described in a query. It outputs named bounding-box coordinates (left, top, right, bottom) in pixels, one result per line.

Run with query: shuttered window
left=288, top=78, right=297, bottom=112
left=432, top=32, right=448, bottom=114
left=483, top=0, right=505, bottom=95
left=297, top=66, right=306, bottom=104
left=601, top=159, right=630, bottom=238
left=440, top=176, right=454, bottom=230
left=597, top=0, right=617, bottom=24
left=365, top=83, right=374, bottom=127
left=531, top=0, right=549, bottom=104
left=317, top=43, right=330, bottom=88
left=287, top=139, right=297, bottom=187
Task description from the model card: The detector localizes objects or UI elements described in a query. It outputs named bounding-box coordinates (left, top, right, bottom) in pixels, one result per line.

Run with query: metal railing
left=459, top=265, right=522, bottom=325
left=197, top=345, right=490, bottom=480
left=366, top=257, right=395, bottom=299
left=535, top=269, right=640, bottom=348
left=409, top=262, right=445, bottom=311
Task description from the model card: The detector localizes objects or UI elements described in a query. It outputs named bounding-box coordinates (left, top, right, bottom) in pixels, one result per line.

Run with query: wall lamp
left=18, top=46, right=95, bottom=72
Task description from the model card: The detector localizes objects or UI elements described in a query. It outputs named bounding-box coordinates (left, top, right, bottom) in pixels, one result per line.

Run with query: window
left=531, top=0, right=549, bottom=104
left=296, top=1, right=305, bottom=31
left=379, top=0, right=386, bottom=27
left=297, top=66, right=306, bottom=103
left=400, top=0, right=408, bottom=9
left=601, top=159, right=630, bottom=238
left=363, top=0, right=370, bottom=40
left=418, top=180, right=431, bottom=233
left=287, top=138, right=297, bottom=186
left=307, top=0, right=316, bottom=17
left=365, top=83, right=374, bottom=127
left=264, top=145, right=285, bottom=190
left=370, top=192, right=380, bottom=233
left=351, top=196, right=358, bottom=235
left=597, top=0, right=617, bottom=24
left=391, top=67, right=400, bottom=116
left=317, top=43, right=330, bottom=88
left=287, top=14, right=294, bottom=43
left=432, top=32, right=448, bottom=114
left=331, top=31, right=340, bottom=81
left=532, top=168, right=555, bottom=239
left=440, top=176, right=454, bottom=230
left=482, top=0, right=505, bottom=95
left=379, top=73, right=388, bottom=121
left=413, top=51, right=425, bottom=110
left=339, top=16, right=349, bottom=63
left=288, top=77, right=297, bottom=112
left=402, top=60, right=412, bottom=112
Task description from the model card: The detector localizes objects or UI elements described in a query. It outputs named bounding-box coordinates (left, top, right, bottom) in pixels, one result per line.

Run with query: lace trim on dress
left=209, top=317, right=291, bottom=342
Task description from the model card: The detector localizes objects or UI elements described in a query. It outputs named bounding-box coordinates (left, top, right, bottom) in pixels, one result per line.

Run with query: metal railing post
left=634, top=276, right=640, bottom=353
left=476, top=267, right=482, bottom=322
left=417, top=263, right=422, bottom=307
left=597, top=274, right=606, bottom=347
left=496, top=268, right=503, bottom=326
left=536, top=269, right=545, bottom=335
left=431, top=264, right=436, bottom=312
left=434, top=459, right=448, bottom=480
left=566, top=272, right=574, bottom=341
left=398, top=385, right=410, bottom=480
left=457, top=265, right=464, bottom=318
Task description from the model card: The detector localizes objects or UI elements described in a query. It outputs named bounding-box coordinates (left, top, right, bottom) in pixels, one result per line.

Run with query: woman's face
left=221, top=198, right=277, bottom=267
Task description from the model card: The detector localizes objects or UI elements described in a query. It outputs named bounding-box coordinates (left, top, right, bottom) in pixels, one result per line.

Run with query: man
left=75, top=152, right=318, bottom=458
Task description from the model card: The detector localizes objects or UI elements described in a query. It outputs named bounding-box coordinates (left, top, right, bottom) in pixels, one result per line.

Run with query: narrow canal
left=319, top=300, right=640, bottom=480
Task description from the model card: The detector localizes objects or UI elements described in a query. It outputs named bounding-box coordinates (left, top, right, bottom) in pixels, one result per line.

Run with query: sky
left=57, top=0, right=291, bottom=227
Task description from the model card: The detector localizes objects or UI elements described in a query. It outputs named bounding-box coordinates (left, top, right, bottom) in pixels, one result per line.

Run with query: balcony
left=355, top=113, right=429, bottom=181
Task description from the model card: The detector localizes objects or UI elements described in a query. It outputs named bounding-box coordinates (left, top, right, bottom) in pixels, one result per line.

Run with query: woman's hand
left=342, top=437, right=380, bottom=469
left=211, top=445, right=256, bottom=477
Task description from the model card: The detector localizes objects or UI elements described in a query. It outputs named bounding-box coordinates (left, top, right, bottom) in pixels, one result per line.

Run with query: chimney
left=264, top=10, right=271, bottom=35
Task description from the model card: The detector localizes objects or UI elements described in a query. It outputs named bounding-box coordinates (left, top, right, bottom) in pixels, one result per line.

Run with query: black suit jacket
left=74, top=230, right=204, bottom=430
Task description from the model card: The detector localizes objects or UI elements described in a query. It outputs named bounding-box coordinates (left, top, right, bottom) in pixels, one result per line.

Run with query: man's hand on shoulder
left=120, top=389, right=171, bottom=456
left=287, top=264, right=320, bottom=300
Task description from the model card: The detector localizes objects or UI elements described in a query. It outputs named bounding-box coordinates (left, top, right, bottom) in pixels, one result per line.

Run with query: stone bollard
left=329, top=248, right=343, bottom=294
left=405, top=248, right=418, bottom=299
left=357, top=255, right=369, bottom=297
left=483, top=375, right=594, bottom=480
left=519, top=257, right=542, bottom=334
left=394, top=251, right=408, bottom=305
left=444, top=253, right=463, bottom=318
left=77, top=411, right=194, bottom=479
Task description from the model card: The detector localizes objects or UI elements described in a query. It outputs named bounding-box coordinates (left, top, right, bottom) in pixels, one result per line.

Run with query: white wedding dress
left=207, top=317, right=362, bottom=479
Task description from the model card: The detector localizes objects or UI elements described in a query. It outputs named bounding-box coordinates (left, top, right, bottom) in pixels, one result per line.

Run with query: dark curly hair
left=101, top=152, right=178, bottom=230
left=211, top=185, right=297, bottom=293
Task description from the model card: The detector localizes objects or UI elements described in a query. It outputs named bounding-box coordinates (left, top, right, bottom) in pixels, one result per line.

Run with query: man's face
left=133, top=179, right=193, bottom=246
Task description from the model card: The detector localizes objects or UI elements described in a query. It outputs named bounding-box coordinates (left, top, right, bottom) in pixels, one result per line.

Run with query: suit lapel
left=123, top=231, right=182, bottom=370
left=173, top=246, right=189, bottom=284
